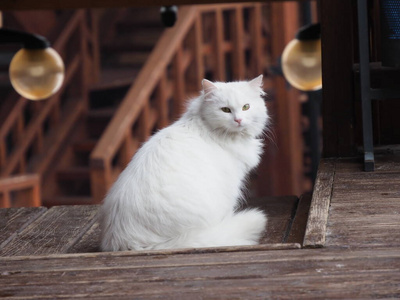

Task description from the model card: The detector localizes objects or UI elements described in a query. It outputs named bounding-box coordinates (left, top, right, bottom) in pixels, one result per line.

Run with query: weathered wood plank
left=0, top=207, right=47, bottom=250
left=1, top=272, right=398, bottom=299
left=287, top=193, right=312, bottom=244
left=303, top=159, right=336, bottom=248
left=0, top=247, right=397, bottom=274
left=0, top=248, right=398, bottom=299
left=0, top=0, right=296, bottom=11
left=0, top=205, right=99, bottom=256
left=326, top=155, right=400, bottom=249
left=0, top=196, right=300, bottom=256
left=70, top=196, right=300, bottom=253
left=67, top=221, right=101, bottom=254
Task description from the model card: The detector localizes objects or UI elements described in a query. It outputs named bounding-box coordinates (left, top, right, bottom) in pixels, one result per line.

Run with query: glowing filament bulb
left=9, top=47, right=65, bottom=100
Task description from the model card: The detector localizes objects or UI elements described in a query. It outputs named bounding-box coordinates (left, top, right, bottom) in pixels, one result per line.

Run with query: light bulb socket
left=296, top=23, right=321, bottom=41
left=0, top=28, right=50, bottom=49
left=160, top=6, right=178, bottom=27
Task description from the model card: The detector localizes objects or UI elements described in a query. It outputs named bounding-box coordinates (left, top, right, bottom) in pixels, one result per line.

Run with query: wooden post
left=90, top=162, right=112, bottom=204
left=321, top=0, right=356, bottom=157
left=257, top=2, right=304, bottom=197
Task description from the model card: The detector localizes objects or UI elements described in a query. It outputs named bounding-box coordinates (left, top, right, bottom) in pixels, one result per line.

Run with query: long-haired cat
left=101, top=75, right=269, bottom=251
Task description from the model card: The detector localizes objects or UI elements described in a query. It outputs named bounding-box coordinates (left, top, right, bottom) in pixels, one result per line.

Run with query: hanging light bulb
left=0, top=28, right=65, bottom=100
left=282, top=23, right=322, bottom=91
left=9, top=48, right=64, bottom=100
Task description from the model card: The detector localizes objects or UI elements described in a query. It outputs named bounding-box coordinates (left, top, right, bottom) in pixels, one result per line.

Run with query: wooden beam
left=0, top=0, right=304, bottom=11
left=303, top=158, right=335, bottom=248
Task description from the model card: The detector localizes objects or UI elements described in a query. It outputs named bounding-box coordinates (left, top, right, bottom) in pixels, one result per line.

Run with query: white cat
left=100, top=75, right=269, bottom=251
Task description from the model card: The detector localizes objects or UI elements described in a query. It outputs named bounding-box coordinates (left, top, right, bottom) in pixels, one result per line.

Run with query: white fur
left=100, top=75, right=270, bottom=251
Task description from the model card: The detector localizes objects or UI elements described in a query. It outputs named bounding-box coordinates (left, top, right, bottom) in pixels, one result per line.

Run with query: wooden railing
left=0, top=174, right=40, bottom=207
left=0, top=10, right=99, bottom=206
left=0, top=10, right=98, bottom=177
left=90, top=3, right=268, bottom=202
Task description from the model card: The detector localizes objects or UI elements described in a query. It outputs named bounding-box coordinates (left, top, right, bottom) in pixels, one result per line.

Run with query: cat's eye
left=242, top=104, right=250, bottom=111
left=221, top=107, right=231, bottom=113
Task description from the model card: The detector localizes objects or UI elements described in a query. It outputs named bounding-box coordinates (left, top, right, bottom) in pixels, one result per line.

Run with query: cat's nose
left=234, top=118, right=242, bottom=125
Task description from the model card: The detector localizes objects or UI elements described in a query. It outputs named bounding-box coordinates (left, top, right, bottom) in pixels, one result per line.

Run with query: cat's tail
left=154, top=208, right=267, bottom=250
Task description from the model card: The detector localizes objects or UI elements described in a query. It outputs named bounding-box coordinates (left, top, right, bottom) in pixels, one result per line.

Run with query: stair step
left=72, top=139, right=97, bottom=153
left=105, top=52, right=150, bottom=68
left=87, top=108, right=116, bottom=120
left=44, top=196, right=94, bottom=206
left=86, top=108, right=116, bottom=139
left=90, top=85, right=130, bottom=110
left=56, top=167, right=91, bottom=181
left=102, top=29, right=162, bottom=52
left=91, top=67, right=139, bottom=91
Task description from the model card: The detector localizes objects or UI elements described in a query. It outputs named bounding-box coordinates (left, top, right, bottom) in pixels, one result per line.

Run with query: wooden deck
left=1, top=155, right=400, bottom=298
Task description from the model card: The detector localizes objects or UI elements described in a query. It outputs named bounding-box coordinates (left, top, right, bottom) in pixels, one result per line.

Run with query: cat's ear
left=249, top=75, right=263, bottom=89
left=202, top=79, right=218, bottom=93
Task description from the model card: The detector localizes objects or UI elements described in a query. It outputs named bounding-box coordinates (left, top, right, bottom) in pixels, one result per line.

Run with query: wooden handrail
left=90, top=3, right=267, bottom=202
left=91, top=6, right=197, bottom=167
left=0, top=174, right=40, bottom=207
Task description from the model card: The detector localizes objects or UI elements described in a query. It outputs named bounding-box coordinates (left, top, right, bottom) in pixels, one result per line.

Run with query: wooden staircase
left=1, top=4, right=288, bottom=208
left=41, top=7, right=165, bottom=206
left=0, top=10, right=98, bottom=207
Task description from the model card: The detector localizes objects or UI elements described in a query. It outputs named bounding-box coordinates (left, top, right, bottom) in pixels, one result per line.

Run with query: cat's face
left=200, top=76, right=269, bottom=138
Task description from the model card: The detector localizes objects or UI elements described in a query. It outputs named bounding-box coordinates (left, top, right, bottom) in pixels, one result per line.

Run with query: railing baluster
left=194, top=16, right=204, bottom=89
left=90, top=159, right=112, bottom=204
left=31, top=179, right=41, bottom=207
left=156, top=72, right=169, bottom=129
left=249, top=4, right=264, bottom=76
left=120, top=133, right=133, bottom=167
left=214, top=8, right=225, bottom=81
left=138, top=100, right=151, bottom=142
left=232, top=7, right=246, bottom=79
left=173, top=46, right=185, bottom=119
